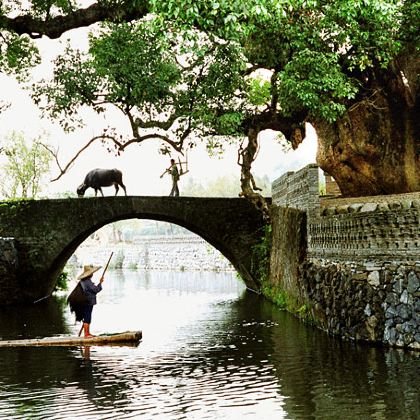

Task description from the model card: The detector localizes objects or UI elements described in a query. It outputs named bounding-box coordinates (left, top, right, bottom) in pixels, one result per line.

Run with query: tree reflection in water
left=0, top=271, right=418, bottom=419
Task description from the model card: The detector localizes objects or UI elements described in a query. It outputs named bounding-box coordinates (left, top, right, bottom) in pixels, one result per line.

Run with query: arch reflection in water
left=0, top=270, right=418, bottom=419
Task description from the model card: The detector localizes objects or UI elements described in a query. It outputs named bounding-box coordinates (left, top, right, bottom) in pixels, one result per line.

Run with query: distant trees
left=0, top=131, right=52, bottom=198
left=182, top=174, right=271, bottom=198
left=88, top=219, right=192, bottom=244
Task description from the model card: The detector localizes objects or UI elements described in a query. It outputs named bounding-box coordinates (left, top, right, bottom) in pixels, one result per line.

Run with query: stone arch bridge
left=0, top=197, right=268, bottom=305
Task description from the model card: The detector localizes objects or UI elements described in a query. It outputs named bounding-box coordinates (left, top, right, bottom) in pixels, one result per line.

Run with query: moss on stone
left=261, top=282, right=315, bottom=324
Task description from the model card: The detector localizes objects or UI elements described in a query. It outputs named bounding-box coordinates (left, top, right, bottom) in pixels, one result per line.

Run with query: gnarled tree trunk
left=238, top=128, right=270, bottom=219
left=314, top=57, right=419, bottom=197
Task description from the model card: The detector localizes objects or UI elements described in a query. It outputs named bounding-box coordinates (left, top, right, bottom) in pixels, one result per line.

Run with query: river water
left=0, top=270, right=418, bottom=419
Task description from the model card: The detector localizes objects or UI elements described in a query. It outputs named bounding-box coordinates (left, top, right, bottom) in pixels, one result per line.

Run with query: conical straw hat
left=77, top=265, right=101, bottom=280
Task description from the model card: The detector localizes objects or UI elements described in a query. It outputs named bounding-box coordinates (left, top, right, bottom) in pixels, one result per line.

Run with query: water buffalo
left=77, top=168, right=127, bottom=197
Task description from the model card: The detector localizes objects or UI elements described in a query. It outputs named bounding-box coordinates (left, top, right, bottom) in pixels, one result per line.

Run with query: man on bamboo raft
left=68, top=265, right=104, bottom=338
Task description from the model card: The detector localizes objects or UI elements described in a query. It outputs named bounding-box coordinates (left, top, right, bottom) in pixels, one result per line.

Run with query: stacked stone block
left=272, top=164, right=320, bottom=219
left=308, top=208, right=419, bottom=260
left=324, top=174, right=341, bottom=196
left=271, top=165, right=420, bottom=350
left=70, top=236, right=234, bottom=272
left=299, top=259, right=419, bottom=350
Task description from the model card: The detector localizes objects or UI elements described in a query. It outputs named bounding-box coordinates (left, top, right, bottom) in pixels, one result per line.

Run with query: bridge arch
left=0, top=196, right=267, bottom=304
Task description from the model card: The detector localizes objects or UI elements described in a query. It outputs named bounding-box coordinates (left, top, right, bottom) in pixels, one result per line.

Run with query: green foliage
left=29, top=1, right=411, bottom=134
left=261, top=282, right=314, bottom=323
left=149, top=0, right=246, bottom=39
left=297, top=304, right=310, bottom=318
left=2, top=0, right=418, bottom=163
left=182, top=173, right=271, bottom=197
left=0, top=32, right=40, bottom=80
left=247, top=77, right=271, bottom=106
left=55, top=271, right=69, bottom=291
left=0, top=131, right=52, bottom=199
left=89, top=22, right=182, bottom=109
left=400, top=0, right=420, bottom=48
left=32, top=18, right=246, bottom=143
left=319, top=182, right=326, bottom=196
left=215, top=112, right=244, bottom=136
left=243, top=0, right=404, bottom=69
left=235, top=272, right=244, bottom=283
left=278, top=50, right=358, bottom=122
left=239, top=0, right=409, bottom=122
left=128, top=261, right=138, bottom=270
left=111, top=248, right=125, bottom=269
left=1, top=0, right=77, bottom=18
left=251, top=223, right=314, bottom=323
left=261, top=284, right=287, bottom=308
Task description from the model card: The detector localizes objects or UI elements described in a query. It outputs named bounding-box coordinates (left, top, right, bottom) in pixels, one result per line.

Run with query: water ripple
left=0, top=270, right=418, bottom=419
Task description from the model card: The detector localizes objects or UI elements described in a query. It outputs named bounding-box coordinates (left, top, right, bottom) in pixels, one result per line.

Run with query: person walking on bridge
left=162, top=158, right=180, bottom=197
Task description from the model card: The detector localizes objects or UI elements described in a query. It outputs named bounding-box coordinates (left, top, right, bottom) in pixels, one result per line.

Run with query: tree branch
left=1, top=1, right=150, bottom=39
left=120, top=133, right=184, bottom=153
left=242, top=110, right=307, bottom=148
left=48, top=134, right=119, bottom=181
left=39, top=143, right=62, bottom=173
left=237, top=129, right=270, bottom=220
left=48, top=127, right=190, bottom=182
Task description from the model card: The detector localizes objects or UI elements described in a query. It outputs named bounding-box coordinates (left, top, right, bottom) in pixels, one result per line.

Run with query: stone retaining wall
left=300, top=259, right=419, bottom=349
left=321, top=191, right=420, bottom=209
left=270, top=165, right=420, bottom=350
left=308, top=208, right=419, bottom=260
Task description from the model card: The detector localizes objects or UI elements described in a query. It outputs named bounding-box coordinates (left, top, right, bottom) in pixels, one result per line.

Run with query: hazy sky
left=0, top=22, right=318, bottom=198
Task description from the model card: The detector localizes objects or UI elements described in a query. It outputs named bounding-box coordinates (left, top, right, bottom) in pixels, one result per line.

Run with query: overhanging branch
left=49, top=134, right=119, bottom=181
left=48, top=129, right=189, bottom=182
left=1, top=1, right=150, bottom=39
left=243, top=110, right=307, bottom=148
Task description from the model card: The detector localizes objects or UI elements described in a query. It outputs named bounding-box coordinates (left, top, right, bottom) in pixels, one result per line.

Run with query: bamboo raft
left=0, top=331, right=142, bottom=347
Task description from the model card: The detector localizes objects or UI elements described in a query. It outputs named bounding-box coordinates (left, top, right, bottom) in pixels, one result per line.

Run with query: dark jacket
left=80, top=276, right=102, bottom=305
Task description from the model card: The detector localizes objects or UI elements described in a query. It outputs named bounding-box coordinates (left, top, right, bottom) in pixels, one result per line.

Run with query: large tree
left=235, top=0, right=419, bottom=199
left=1, top=1, right=419, bottom=215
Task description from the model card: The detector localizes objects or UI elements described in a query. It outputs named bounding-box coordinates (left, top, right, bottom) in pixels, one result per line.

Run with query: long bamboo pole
left=101, top=252, right=114, bottom=277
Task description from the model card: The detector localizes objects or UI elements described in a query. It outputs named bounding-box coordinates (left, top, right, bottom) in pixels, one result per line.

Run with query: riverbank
left=67, top=235, right=234, bottom=272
